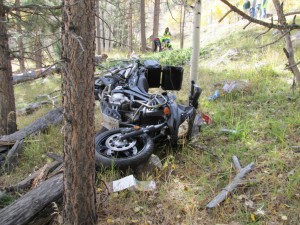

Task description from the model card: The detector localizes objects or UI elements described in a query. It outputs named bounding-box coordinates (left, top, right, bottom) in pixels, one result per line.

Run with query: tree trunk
left=15, top=0, right=25, bottom=72
left=95, top=0, right=102, bottom=55
left=101, top=8, right=106, bottom=52
left=128, top=0, right=133, bottom=55
left=61, top=0, right=97, bottom=224
left=152, top=0, right=160, bottom=51
left=140, top=0, right=147, bottom=52
left=109, top=24, right=114, bottom=52
left=180, top=4, right=186, bottom=49
left=0, top=2, right=17, bottom=136
left=272, top=0, right=300, bottom=86
left=34, top=36, right=43, bottom=69
left=190, top=0, right=202, bottom=84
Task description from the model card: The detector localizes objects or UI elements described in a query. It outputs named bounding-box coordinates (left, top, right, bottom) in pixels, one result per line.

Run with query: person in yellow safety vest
left=162, top=27, right=172, bottom=49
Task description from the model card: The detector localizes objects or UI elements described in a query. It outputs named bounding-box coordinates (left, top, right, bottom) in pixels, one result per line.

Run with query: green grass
left=2, top=21, right=300, bottom=224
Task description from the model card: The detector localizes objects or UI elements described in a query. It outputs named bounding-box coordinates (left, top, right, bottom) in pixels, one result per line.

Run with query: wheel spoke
left=132, top=146, right=138, bottom=155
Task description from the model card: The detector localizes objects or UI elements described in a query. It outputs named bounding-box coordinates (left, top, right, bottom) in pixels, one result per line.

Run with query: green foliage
left=0, top=194, right=16, bottom=209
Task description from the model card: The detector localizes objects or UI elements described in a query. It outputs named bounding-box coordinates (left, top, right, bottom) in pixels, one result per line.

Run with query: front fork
left=119, top=123, right=166, bottom=141
left=189, top=81, right=202, bottom=109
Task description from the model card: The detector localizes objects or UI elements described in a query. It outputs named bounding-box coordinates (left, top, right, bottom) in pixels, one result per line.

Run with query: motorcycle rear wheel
left=95, top=128, right=154, bottom=169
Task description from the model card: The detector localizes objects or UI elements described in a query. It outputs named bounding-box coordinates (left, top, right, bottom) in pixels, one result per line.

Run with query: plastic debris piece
left=202, top=113, right=212, bottom=125
left=191, top=114, right=203, bottom=136
left=110, top=175, right=156, bottom=193
left=207, top=90, right=219, bottom=100
left=222, top=82, right=236, bottom=93
left=220, top=128, right=237, bottom=134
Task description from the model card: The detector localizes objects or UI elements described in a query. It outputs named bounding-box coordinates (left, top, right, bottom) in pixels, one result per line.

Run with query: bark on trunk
left=101, top=9, right=106, bottom=52
left=0, top=3, right=17, bottom=136
left=152, top=0, right=160, bottom=51
left=140, top=0, right=147, bottom=52
left=128, top=0, right=133, bottom=56
left=34, top=36, right=43, bottom=69
left=180, top=5, right=186, bottom=49
left=95, top=0, right=102, bottom=55
left=16, top=0, right=25, bottom=72
left=272, top=0, right=300, bottom=86
left=61, top=0, right=97, bottom=223
left=190, top=0, right=202, bottom=84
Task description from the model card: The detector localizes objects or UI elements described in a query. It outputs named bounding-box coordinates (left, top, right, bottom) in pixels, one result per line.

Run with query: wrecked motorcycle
left=94, top=59, right=201, bottom=169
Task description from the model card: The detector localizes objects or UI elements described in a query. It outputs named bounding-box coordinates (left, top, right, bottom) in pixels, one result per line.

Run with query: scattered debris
left=291, top=146, right=300, bottom=152
left=216, top=49, right=240, bottom=65
left=206, top=155, right=255, bottom=208
left=135, top=154, right=162, bottom=179
left=207, top=90, right=219, bottom=100
left=220, top=128, right=237, bottom=134
left=222, top=80, right=250, bottom=93
left=109, top=175, right=156, bottom=193
left=201, top=113, right=213, bottom=125
left=254, top=61, right=267, bottom=68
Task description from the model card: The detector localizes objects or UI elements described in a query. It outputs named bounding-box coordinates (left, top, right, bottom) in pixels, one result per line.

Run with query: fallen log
left=206, top=156, right=255, bottom=208
left=13, top=66, right=61, bottom=85
left=5, top=161, right=61, bottom=193
left=4, top=140, right=25, bottom=171
left=0, top=107, right=63, bottom=146
left=0, top=173, right=63, bottom=225
left=17, top=101, right=52, bottom=116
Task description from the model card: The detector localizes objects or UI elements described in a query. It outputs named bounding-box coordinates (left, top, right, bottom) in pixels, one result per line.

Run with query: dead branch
left=206, top=156, right=255, bottom=208
left=219, top=9, right=233, bottom=23
left=243, top=21, right=252, bottom=30
left=9, top=3, right=62, bottom=11
left=285, top=10, right=300, bottom=17
left=285, top=61, right=300, bottom=70
left=220, top=0, right=300, bottom=30
left=4, top=140, right=25, bottom=171
left=13, top=66, right=61, bottom=85
left=17, top=101, right=52, bottom=116
left=46, top=152, right=63, bottom=163
left=0, top=108, right=62, bottom=146
left=259, top=29, right=291, bottom=48
left=4, top=161, right=61, bottom=193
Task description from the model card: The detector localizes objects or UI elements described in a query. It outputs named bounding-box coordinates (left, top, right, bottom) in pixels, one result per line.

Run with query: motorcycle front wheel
left=95, top=128, right=154, bottom=169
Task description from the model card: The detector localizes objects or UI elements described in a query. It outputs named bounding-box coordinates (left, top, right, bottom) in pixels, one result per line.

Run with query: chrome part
left=105, top=133, right=137, bottom=151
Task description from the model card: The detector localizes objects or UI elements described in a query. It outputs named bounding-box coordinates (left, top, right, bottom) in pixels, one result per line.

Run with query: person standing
left=262, top=0, right=268, bottom=18
left=256, top=0, right=263, bottom=18
left=162, top=27, right=172, bottom=49
left=243, top=0, right=251, bottom=15
left=250, top=0, right=257, bottom=18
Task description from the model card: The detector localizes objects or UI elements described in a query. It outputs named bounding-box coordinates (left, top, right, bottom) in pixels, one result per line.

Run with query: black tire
left=95, top=126, right=108, bottom=136
left=95, top=128, right=154, bottom=169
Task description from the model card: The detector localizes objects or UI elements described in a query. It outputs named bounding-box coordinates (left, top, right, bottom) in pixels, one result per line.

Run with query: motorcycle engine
left=109, top=93, right=131, bottom=122
left=109, top=93, right=129, bottom=106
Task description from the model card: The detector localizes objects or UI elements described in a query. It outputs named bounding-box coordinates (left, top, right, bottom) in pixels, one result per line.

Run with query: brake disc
left=105, top=133, right=137, bottom=151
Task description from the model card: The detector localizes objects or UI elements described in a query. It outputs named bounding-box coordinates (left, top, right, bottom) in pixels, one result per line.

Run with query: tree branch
left=285, top=10, right=300, bottom=17
left=9, top=4, right=62, bottom=11
left=219, top=9, right=233, bottom=23
left=285, top=61, right=300, bottom=70
left=259, top=29, right=290, bottom=48
left=220, top=0, right=300, bottom=30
